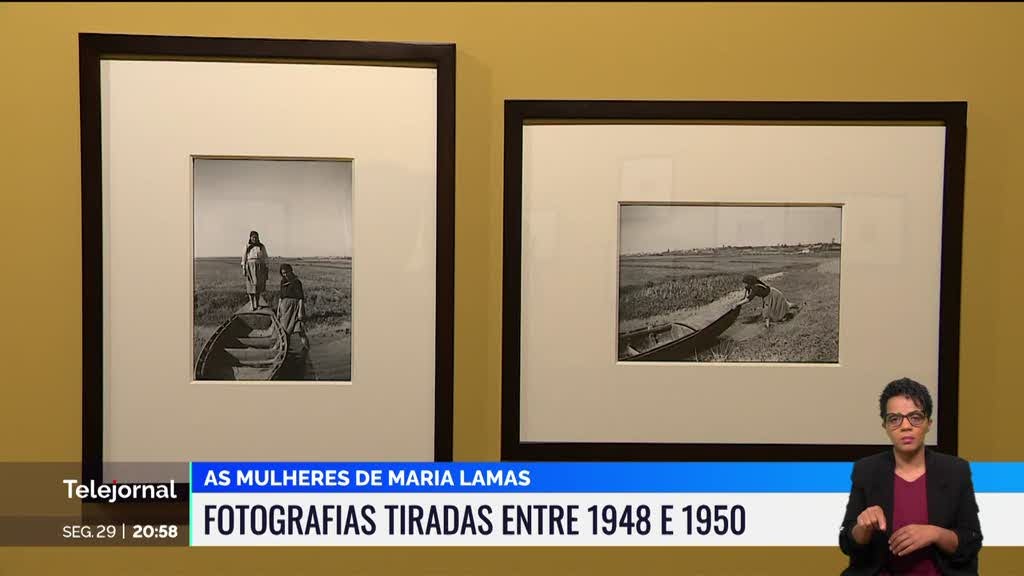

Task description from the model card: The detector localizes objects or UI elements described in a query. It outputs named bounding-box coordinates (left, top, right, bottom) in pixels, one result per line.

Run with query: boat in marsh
left=194, top=308, right=288, bottom=380
left=618, top=303, right=743, bottom=362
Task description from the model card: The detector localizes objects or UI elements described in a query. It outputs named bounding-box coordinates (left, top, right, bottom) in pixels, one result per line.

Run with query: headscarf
left=279, top=263, right=303, bottom=299
left=246, top=231, right=264, bottom=257
left=743, top=274, right=770, bottom=298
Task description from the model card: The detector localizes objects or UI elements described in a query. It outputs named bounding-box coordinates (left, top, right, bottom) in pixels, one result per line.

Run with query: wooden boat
left=618, top=303, right=742, bottom=362
left=195, top=308, right=288, bottom=380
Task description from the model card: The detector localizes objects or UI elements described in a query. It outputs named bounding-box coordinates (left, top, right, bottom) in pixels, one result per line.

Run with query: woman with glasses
left=839, top=378, right=982, bottom=575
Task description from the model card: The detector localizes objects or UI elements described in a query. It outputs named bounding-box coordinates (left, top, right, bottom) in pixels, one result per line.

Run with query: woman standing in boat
left=742, top=274, right=799, bottom=328
left=241, top=230, right=269, bottom=311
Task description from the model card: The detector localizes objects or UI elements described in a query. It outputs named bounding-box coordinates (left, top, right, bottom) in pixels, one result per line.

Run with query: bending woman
left=741, top=274, right=798, bottom=328
left=241, top=230, right=269, bottom=311
left=839, top=378, right=982, bottom=575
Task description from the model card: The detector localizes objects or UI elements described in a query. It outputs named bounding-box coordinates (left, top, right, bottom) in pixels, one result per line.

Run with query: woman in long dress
left=276, top=263, right=306, bottom=335
left=276, top=263, right=311, bottom=377
left=241, top=230, right=269, bottom=311
left=742, top=274, right=799, bottom=328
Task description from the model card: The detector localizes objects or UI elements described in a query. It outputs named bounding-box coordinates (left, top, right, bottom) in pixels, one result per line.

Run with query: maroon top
left=881, top=473, right=940, bottom=576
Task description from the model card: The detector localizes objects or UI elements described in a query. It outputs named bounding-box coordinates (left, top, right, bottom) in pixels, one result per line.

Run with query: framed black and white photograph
left=618, top=203, right=842, bottom=364
left=503, top=100, right=965, bottom=462
left=80, top=33, right=455, bottom=494
left=192, top=157, right=353, bottom=382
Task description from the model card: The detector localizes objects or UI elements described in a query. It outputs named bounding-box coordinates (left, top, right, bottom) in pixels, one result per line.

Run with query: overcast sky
left=619, top=204, right=842, bottom=255
left=193, top=158, right=352, bottom=258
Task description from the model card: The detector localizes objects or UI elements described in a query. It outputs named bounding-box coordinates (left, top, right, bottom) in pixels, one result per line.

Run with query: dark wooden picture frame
left=502, top=100, right=966, bottom=462
left=80, top=33, right=456, bottom=503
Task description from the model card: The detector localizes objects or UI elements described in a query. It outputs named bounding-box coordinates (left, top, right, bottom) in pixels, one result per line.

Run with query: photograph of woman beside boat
left=192, top=157, right=353, bottom=382
left=618, top=203, right=841, bottom=363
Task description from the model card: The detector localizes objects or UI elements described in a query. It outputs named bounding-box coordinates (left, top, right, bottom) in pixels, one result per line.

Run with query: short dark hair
left=279, top=263, right=293, bottom=274
left=879, top=377, right=933, bottom=419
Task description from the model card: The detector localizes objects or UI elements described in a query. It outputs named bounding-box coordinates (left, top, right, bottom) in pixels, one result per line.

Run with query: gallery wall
left=1, top=2, right=1021, bottom=573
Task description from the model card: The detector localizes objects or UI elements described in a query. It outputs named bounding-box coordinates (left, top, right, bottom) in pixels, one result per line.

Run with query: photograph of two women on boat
left=618, top=204, right=841, bottom=364
left=192, top=158, right=353, bottom=382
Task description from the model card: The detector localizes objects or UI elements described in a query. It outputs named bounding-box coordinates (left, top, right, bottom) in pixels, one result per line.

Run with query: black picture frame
left=80, top=33, right=456, bottom=503
left=502, top=100, right=966, bottom=462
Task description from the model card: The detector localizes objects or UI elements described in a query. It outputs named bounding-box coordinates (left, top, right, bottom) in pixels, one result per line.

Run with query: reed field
left=618, top=246, right=841, bottom=363
left=193, top=257, right=352, bottom=379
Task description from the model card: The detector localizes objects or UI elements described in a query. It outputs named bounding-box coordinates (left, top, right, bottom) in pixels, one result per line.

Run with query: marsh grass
left=619, top=251, right=840, bottom=363
left=193, top=256, right=352, bottom=362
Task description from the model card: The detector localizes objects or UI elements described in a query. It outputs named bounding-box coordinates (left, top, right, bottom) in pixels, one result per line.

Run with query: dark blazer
left=839, top=449, right=983, bottom=575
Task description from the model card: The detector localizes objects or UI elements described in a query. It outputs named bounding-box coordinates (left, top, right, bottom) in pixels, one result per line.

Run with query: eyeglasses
left=884, top=411, right=927, bottom=429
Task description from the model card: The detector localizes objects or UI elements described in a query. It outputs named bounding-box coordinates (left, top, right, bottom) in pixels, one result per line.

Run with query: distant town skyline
left=619, top=204, right=842, bottom=255
left=193, top=158, right=353, bottom=258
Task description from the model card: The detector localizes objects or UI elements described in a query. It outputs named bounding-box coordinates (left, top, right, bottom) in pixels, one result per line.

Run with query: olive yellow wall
left=1, top=2, right=1021, bottom=573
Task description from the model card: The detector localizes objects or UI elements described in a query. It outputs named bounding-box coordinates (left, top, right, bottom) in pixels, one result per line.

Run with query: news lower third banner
left=190, top=462, right=1024, bottom=547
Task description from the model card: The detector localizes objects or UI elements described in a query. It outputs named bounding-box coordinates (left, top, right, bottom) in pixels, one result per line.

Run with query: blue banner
left=189, top=462, right=1024, bottom=494
left=971, top=462, right=1024, bottom=492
